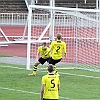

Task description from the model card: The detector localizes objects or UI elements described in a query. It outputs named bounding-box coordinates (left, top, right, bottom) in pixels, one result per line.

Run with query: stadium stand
left=37, top=0, right=96, bottom=9
left=0, top=0, right=96, bottom=13
left=0, top=0, right=28, bottom=13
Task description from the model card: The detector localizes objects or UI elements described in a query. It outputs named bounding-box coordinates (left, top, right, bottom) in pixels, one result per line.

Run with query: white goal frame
left=0, top=3, right=100, bottom=71
left=27, top=4, right=100, bottom=71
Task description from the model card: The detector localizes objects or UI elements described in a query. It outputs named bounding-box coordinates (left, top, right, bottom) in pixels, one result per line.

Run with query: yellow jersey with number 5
left=50, top=41, right=66, bottom=60
left=42, top=74, right=60, bottom=99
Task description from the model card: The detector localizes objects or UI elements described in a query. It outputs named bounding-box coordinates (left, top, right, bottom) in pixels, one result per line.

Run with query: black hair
left=42, top=42, right=46, bottom=46
left=47, top=64, right=54, bottom=73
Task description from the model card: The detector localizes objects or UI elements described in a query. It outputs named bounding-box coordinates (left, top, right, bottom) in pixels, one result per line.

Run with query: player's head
left=47, top=64, right=54, bottom=73
left=57, top=33, right=62, bottom=40
left=42, top=42, right=47, bottom=50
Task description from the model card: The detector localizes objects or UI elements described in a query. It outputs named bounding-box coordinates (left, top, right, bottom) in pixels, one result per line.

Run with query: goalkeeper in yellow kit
left=45, top=33, right=66, bottom=76
left=28, top=42, right=50, bottom=76
left=40, top=64, right=60, bottom=100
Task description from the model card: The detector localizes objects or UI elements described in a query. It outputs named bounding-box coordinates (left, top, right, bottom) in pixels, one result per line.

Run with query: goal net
left=27, top=5, right=100, bottom=72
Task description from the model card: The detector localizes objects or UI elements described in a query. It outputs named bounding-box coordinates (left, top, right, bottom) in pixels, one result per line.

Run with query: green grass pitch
left=0, top=63, right=100, bottom=100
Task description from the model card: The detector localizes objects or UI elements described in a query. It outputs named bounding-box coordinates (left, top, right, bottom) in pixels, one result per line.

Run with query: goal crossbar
left=29, top=5, right=100, bottom=13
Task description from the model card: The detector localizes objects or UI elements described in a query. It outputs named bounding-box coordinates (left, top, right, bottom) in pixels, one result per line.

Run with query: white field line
left=0, top=87, right=73, bottom=100
left=41, top=70, right=100, bottom=79
left=0, top=87, right=39, bottom=94
left=59, top=72, right=100, bottom=79
left=1, top=65, right=26, bottom=70
left=1, top=65, right=100, bottom=79
left=1, top=65, right=100, bottom=100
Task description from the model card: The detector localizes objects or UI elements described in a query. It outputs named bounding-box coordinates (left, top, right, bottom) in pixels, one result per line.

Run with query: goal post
left=27, top=4, right=100, bottom=72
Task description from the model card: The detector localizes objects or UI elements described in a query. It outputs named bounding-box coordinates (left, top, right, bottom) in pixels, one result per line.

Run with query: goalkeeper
left=28, top=42, right=50, bottom=76
left=45, top=33, right=66, bottom=76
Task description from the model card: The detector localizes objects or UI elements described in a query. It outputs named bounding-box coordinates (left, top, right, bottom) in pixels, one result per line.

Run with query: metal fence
left=0, top=13, right=28, bottom=26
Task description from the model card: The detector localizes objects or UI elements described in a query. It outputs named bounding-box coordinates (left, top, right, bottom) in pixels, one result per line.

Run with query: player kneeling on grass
left=28, top=42, right=50, bottom=76
left=40, top=64, right=60, bottom=100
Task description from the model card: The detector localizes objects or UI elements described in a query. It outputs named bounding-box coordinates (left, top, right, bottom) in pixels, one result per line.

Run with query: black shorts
left=38, top=57, right=50, bottom=65
left=43, top=99, right=58, bottom=100
left=48, top=57, right=62, bottom=65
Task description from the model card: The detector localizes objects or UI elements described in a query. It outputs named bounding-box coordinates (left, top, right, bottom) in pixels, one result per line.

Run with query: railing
left=0, top=0, right=36, bottom=25
left=0, top=13, right=28, bottom=26
left=0, top=12, right=97, bottom=26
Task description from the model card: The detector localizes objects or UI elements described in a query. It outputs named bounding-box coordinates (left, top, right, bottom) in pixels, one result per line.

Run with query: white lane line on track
left=1, top=65, right=100, bottom=79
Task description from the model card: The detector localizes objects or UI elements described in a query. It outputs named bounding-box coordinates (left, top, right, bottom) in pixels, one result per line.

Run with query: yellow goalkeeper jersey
left=42, top=74, right=60, bottom=99
left=38, top=46, right=50, bottom=59
left=50, top=40, right=66, bottom=60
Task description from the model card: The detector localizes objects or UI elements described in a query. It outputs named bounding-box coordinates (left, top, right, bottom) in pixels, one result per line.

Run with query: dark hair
left=57, top=33, right=62, bottom=40
left=42, top=42, right=46, bottom=46
left=47, top=64, right=54, bottom=73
